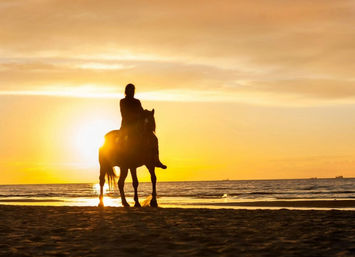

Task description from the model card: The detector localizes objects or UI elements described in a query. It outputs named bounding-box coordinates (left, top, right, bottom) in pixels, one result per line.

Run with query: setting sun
left=0, top=0, right=354, bottom=185
left=72, top=118, right=117, bottom=164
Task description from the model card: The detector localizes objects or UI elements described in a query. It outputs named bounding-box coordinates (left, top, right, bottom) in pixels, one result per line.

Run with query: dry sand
left=0, top=205, right=354, bottom=257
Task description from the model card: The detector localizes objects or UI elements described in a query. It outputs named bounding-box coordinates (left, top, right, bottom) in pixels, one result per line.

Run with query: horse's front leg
left=130, top=168, right=141, bottom=207
left=118, top=167, right=130, bottom=207
left=147, top=165, right=158, bottom=207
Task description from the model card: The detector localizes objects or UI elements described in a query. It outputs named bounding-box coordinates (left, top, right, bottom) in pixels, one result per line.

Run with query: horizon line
left=1, top=177, right=353, bottom=186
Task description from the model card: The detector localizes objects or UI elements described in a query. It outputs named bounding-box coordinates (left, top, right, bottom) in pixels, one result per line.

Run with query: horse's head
left=142, top=109, right=156, bottom=132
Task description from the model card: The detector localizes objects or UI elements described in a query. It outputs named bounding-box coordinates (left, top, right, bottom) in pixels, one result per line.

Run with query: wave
left=1, top=190, right=355, bottom=199
left=0, top=199, right=64, bottom=202
left=1, top=179, right=354, bottom=203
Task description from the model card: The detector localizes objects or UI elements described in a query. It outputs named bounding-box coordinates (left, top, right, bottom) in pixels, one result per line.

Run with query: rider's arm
left=120, top=99, right=126, bottom=117
left=137, top=100, right=144, bottom=112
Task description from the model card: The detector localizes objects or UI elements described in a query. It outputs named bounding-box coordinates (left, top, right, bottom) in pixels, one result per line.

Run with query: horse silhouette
left=98, top=109, right=160, bottom=207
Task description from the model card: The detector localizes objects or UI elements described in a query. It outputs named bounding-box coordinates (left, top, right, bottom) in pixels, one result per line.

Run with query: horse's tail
left=99, top=136, right=117, bottom=190
left=105, top=164, right=117, bottom=190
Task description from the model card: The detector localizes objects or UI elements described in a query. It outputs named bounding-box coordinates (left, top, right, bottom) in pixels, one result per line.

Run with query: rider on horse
left=120, top=83, right=167, bottom=169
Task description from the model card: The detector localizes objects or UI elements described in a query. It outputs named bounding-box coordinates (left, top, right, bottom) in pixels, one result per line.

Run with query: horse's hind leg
left=130, top=168, right=141, bottom=207
left=147, top=165, right=158, bottom=207
left=118, top=167, right=130, bottom=207
left=98, top=164, right=107, bottom=207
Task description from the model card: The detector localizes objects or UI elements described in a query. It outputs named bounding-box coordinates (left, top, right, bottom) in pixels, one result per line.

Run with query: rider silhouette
left=120, top=84, right=144, bottom=130
left=120, top=83, right=166, bottom=169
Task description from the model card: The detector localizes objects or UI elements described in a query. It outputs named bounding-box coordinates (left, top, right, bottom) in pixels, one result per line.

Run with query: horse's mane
left=142, top=109, right=156, bottom=132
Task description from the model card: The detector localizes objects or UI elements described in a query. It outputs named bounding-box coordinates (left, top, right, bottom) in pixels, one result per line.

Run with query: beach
left=0, top=206, right=354, bottom=257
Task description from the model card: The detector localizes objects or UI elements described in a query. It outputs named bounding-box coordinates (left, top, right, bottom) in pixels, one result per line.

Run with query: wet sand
left=193, top=199, right=355, bottom=209
left=0, top=205, right=354, bottom=257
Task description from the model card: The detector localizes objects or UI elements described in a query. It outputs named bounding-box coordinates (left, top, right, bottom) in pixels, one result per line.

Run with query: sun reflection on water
left=90, top=183, right=139, bottom=207
left=93, top=183, right=109, bottom=195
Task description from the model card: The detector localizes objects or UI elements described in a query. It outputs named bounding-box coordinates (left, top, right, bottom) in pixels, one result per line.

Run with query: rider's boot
left=155, top=154, right=167, bottom=169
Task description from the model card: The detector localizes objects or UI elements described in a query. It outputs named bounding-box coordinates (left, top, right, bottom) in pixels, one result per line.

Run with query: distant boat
left=335, top=176, right=344, bottom=179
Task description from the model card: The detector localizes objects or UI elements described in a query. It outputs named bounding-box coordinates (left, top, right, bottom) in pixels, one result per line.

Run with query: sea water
left=0, top=178, right=354, bottom=209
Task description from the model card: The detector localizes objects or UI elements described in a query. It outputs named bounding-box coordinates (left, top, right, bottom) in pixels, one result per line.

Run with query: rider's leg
left=151, top=134, right=167, bottom=169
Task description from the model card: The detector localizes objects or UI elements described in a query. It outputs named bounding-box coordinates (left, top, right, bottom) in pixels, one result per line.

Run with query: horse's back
left=100, top=129, right=153, bottom=168
left=105, top=129, right=120, bottom=139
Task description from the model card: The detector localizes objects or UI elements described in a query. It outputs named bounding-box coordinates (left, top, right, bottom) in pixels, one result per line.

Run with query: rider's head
left=125, top=83, right=135, bottom=98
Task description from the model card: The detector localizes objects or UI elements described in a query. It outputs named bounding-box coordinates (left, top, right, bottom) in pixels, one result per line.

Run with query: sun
left=73, top=118, right=117, bottom=164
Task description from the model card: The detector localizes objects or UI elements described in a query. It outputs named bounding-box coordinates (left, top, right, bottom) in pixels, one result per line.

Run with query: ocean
left=0, top=178, right=354, bottom=210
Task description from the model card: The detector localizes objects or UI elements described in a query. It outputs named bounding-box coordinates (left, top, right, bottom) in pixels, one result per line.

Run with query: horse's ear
left=152, top=109, right=155, bottom=114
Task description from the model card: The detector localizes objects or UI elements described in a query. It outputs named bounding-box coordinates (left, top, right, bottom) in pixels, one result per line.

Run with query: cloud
left=0, top=0, right=354, bottom=105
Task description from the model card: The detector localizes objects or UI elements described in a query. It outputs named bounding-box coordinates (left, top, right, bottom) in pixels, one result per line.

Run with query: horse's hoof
left=134, top=202, right=141, bottom=207
left=98, top=199, right=104, bottom=207
left=122, top=201, right=130, bottom=207
left=150, top=199, right=158, bottom=208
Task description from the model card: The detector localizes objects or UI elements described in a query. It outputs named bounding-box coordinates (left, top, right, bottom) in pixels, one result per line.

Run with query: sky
left=1, top=0, right=355, bottom=184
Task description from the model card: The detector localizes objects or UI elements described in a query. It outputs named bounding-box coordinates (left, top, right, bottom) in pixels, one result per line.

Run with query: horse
left=98, top=109, right=161, bottom=207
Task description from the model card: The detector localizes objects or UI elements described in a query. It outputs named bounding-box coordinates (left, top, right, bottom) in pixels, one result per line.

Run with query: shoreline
left=1, top=198, right=355, bottom=210
left=0, top=205, right=354, bottom=256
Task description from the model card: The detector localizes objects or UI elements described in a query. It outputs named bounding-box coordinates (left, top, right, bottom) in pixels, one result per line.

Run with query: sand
left=0, top=206, right=354, bottom=257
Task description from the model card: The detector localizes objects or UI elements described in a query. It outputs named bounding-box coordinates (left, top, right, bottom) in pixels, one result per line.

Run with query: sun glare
left=73, top=119, right=117, bottom=164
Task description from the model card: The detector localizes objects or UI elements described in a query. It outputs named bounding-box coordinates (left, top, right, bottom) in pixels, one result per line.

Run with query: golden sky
left=1, top=0, right=355, bottom=183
